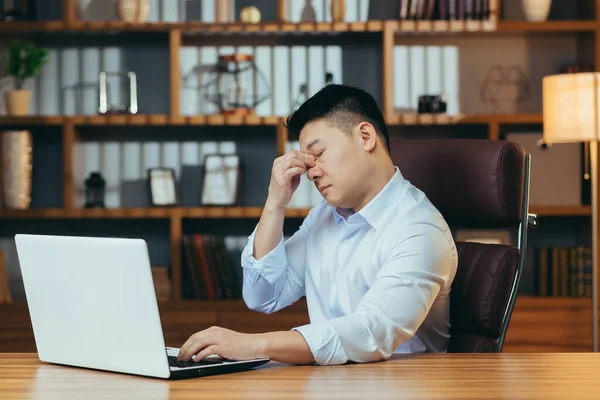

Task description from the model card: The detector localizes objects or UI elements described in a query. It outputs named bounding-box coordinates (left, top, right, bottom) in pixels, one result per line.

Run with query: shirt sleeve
left=293, top=221, right=456, bottom=365
left=241, top=206, right=318, bottom=314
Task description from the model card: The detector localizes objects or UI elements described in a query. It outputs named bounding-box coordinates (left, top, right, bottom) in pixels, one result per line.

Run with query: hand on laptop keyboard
left=168, top=355, right=229, bottom=368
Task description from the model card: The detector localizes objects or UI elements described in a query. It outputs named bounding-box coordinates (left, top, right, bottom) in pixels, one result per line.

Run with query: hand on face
left=177, top=326, right=265, bottom=362
left=267, top=150, right=316, bottom=209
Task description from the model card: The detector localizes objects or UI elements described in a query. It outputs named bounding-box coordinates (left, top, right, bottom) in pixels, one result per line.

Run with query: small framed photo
left=201, top=154, right=241, bottom=206
left=148, top=168, right=178, bottom=206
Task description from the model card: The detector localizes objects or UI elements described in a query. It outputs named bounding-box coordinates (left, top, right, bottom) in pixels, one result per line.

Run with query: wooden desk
left=1, top=353, right=599, bottom=399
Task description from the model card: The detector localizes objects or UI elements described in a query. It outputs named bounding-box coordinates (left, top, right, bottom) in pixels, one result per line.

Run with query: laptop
left=14, top=233, right=270, bottom=379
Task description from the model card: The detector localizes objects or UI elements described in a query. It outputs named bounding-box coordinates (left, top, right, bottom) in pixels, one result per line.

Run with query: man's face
left=299, top=118, right=363, bottom=209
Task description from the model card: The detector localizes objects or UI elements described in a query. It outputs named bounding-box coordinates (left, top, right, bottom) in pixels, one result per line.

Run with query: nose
left=307, top=164, right=322, bottom=182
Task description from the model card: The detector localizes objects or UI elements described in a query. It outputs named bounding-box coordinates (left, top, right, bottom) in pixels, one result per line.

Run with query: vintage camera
left=417, top=94, right=447, bottom=114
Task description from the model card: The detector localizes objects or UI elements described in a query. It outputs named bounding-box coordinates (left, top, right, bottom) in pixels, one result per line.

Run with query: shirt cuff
left=241, top=225, right=288, bottom=285
left=293, top=322, right=349, bottom=365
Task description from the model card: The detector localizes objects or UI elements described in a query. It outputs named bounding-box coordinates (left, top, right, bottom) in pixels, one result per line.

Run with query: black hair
left=285, top=84, right=391, bottom=154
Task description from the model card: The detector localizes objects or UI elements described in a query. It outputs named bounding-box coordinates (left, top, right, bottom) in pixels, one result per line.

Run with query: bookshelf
left=0, top=0, right=599, bottom=352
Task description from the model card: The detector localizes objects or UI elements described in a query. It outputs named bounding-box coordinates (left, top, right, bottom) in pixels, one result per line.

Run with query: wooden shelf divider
left=62, top=122, right=75, bottom=210
left=170, top=214, right=182, bottom=302
left=169, top=30, right=182, bottom=123
left=529, top=205, right=592, bottom=217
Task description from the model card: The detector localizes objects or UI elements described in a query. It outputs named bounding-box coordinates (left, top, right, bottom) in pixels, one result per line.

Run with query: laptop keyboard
left=168, top=355, right=226, bottom=369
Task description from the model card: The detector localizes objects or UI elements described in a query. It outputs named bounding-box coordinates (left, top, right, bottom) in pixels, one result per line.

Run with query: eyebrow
left=306, top=139, right=320, bottom=151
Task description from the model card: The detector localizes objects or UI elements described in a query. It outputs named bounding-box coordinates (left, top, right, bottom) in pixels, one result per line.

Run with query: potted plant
left=4, top=40, right=48, bottom=116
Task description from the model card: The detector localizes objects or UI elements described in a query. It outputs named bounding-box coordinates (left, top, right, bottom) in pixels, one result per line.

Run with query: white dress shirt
left=241, top=167, right=458, bottom=365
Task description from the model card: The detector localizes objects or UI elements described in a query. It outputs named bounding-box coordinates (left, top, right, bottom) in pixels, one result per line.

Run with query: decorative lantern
left=203, top=54, right=270, bottom=115
left=84, top=172, right=106, bottom=208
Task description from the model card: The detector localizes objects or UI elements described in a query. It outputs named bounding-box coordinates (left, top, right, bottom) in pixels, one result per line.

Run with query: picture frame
left=147, top=167, right=178, bottom=207
left=200, top=154, right=241, bottom=206
left=98, top=71, right=138, bottom=115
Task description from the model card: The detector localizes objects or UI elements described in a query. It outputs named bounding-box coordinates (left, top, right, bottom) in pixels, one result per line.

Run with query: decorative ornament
left=300, top=0, right=316, bottom=21
left=480, top=65, right=530, bottom=114
left=240, top=6, right=261, bottom=24
left=203, top=53, right=271, bottom=115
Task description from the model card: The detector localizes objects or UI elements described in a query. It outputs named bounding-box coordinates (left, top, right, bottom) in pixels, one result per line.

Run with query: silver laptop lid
left=15, top=234, right=171, bottom=378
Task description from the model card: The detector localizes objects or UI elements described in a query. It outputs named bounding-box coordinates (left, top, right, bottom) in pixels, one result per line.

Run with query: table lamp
left=543, top=72, right=599, bottom=351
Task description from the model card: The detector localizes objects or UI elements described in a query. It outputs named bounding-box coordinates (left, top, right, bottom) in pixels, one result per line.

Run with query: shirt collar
left=332, top=167, right=406, bottom=230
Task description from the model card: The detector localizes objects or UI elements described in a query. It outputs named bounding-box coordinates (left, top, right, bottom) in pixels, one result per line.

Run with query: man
left=178, top=84, right=458, bottom=365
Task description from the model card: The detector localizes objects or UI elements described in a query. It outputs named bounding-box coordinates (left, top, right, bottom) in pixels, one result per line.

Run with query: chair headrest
left=390, top=139, right=526, bottom=228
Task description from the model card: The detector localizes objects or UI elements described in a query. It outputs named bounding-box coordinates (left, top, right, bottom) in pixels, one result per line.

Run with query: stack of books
left=399, top=0, right=492, bottom=21
left=180, top=234, right=244, bottom=300
left=534, top=247, right=592, bottom=297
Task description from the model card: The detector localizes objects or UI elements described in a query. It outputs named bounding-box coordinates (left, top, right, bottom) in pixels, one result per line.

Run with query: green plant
left=6, top=40, right=49, bottom=90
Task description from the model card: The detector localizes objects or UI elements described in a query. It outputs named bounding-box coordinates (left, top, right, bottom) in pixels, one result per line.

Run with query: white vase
left=1, top=131, right=32, bottom=210
left=116, top=0, right=150, bottom=22
left=522, top=0, right=552, bottom=22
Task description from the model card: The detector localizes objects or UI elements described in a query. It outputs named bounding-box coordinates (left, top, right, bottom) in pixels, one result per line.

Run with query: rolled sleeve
left=292, top=322, right=349, bottom=365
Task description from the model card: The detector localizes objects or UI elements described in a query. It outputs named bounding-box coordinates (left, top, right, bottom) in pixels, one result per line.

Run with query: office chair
left=390, top=138, right=536, bottom=352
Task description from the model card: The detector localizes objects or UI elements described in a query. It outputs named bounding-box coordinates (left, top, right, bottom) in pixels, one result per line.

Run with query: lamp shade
left=543, top=72, right=600, bottom=143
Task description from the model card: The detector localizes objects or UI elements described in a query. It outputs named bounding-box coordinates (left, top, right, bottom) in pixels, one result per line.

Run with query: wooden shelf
left=2, top=20, right=595, bottom=35
left=459, top=114, right=543, bottom=124
left=0, top=114, right=544, bottom=127
left=0, top=21, right=66, bottom=32
left=392, top=19, right=497, bottom=33
left=530, top=205, right=592, bottom=217
left=0, top=116, right=66, bottom=125
left=181, top=21, right=385, bottom=34
left=387, top=113, right=542, bottom=125
left=0, top=21, right=384, bottom=34
left=497, top=20, right=598, bottom=32
left=0, top=115, right=284, bottom=126
left=0, top=207, right=311, bottom=219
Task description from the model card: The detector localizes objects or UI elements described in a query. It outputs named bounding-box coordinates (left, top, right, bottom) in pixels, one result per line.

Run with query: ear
left=357, top=122, right=378, bottom=152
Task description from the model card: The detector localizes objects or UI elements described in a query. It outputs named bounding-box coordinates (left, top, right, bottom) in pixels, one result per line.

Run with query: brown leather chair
left=390, top=138, right=536, bottom=352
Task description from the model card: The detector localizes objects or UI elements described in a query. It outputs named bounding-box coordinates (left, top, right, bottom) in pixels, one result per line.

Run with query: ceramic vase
left=331, top=0, right=345, bottom=22
left=522, top=0, right=552, bottom=22
left=116, top=0, right=151, bottom=22
left=215, top=0, right=231, bottom=23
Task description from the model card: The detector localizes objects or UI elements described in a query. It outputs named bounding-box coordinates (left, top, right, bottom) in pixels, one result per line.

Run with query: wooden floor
left=0, top=295, right=594, bottom=353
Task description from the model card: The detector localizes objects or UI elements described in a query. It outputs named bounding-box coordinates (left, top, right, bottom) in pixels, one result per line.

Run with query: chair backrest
left=390, top=138, right=529, bottom=352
